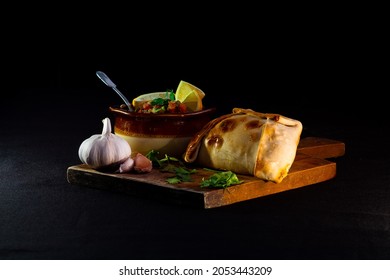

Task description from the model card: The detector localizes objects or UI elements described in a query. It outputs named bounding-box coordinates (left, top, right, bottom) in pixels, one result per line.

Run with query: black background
left=1, top=10, right=388, bottom=260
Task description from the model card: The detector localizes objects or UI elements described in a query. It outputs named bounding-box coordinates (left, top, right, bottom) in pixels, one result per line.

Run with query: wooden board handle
left=297, top=137, right=345, bottom=159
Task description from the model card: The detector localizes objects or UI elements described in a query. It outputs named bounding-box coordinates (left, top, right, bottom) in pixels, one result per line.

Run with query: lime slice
left=132, top=92, right=170, bottom=110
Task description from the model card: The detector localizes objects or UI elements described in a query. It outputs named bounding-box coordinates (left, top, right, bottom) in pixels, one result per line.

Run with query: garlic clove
left=133, top=153, right=153, bottom=173
left=118, top=157, right=135, bottom=173
left=78, top=117, right=132, bottom=170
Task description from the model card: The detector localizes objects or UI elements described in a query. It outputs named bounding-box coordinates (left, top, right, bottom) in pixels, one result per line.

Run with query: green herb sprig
left=146, top=150, right=243, bottom=188
left=145, top=90, right=176, bottom=113
left=200, top=169, right=243, bottom=189
left=145, top=150, right=196, bottom=184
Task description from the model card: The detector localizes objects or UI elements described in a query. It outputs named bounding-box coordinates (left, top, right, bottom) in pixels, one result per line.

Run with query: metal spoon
left=96, top=71, right=133, bottom=111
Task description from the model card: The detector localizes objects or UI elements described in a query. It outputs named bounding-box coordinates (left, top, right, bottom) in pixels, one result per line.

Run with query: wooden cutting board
left=67, top=137, right=345, bottom=209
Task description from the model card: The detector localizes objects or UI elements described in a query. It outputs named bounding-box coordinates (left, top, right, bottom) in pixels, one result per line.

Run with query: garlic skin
left=78, top=117, right=131, bottom=169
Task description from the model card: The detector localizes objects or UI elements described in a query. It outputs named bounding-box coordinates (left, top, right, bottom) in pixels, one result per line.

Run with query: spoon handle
left=113, top=87, right=133, bottom=111
left=96, top=71, right=133, bottom=111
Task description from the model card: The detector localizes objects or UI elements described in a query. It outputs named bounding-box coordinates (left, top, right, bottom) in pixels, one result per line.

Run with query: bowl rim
left=109, top=106, right=216, bottom=119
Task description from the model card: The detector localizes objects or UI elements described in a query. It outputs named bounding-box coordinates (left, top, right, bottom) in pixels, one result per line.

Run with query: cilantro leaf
left=145, top=150, right=197, bottom=184
left=166, top=177, right=182, bottom=184
left=146, top=150, right=243, bottom=188
left=200, top=170, right=243, bottom=189
left=167, top=89, right=175, bottom=101
left=164, top=166, right=197, bottom=184
left=145, top=150, right=163, bottom=167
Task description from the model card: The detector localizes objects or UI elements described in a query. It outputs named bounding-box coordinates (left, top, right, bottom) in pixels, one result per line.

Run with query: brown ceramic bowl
left=109, top=104, right=216, bottom=159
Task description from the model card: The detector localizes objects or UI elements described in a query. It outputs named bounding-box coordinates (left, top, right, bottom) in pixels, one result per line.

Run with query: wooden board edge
left=203, top=159, right=336, bottom=209
left=67, top=166, right=206, bottom=208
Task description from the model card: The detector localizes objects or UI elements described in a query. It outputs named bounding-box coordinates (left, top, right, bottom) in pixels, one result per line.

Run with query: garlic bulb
left=78, top=117, right=131, bottom=169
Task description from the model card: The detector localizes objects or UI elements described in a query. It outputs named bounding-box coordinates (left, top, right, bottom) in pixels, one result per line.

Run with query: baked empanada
left=183, top=108, right=303, bottom=183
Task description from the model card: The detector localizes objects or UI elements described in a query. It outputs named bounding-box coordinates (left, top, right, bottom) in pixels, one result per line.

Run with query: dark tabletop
left=1, top=46, right=388, bottom=261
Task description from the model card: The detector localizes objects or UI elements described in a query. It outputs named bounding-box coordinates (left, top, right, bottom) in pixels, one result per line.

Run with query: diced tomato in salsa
left=135, top=99, right=188, bottom=114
